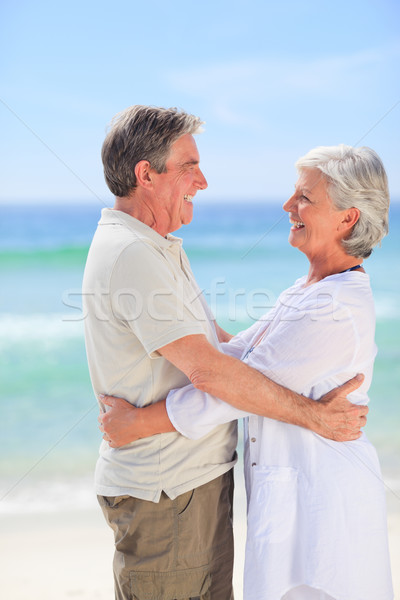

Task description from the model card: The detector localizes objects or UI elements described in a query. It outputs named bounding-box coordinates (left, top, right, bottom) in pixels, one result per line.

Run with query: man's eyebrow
left=181, top=158, right=199, bottom=166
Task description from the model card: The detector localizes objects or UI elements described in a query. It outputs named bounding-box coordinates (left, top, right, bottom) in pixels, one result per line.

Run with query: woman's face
left=283, top=168, right=348, bottom=261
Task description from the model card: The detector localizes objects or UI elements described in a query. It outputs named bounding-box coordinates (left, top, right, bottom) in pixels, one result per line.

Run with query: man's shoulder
left=83, top=224, right=168, bottom=291
left=92, top=222, right=166, bottom=260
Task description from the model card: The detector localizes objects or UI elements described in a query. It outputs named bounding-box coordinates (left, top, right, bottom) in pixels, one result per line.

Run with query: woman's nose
left=283, top=194, right=295, bottom=212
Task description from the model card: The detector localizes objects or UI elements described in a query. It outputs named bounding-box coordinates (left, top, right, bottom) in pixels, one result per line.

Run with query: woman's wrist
left=141, top=399, right=176, bottom=436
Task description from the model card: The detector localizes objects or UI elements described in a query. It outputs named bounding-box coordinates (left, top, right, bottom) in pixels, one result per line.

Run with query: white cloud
left=166, top=41, right=400, bottom=115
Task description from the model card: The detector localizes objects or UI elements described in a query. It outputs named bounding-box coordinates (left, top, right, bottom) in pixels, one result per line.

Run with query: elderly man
left=83, top=105, right=366, bottom=600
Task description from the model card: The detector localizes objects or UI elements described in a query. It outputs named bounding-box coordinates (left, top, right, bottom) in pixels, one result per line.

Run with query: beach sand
left=0, top=488, right=398, bottom=599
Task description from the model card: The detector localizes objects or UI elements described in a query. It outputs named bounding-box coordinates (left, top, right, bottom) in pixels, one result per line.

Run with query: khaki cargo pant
left=98, top=470, right=235, bottom=600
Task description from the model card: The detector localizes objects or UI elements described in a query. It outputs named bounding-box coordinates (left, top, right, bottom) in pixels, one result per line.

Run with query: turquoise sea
left=1, top=201, right=399, bottom=514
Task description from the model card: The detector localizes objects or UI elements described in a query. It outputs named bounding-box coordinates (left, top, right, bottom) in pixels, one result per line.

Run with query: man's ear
left=135, top=160, right=153, bottom=189
left=339, top=207, right=360, bottom=232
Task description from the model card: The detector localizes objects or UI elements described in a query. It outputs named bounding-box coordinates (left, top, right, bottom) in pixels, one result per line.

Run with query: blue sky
left=1, top=0, right=399, bottom=203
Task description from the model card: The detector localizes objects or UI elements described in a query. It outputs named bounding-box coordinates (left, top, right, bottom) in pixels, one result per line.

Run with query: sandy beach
left=0, top=472, right=398, bottom=600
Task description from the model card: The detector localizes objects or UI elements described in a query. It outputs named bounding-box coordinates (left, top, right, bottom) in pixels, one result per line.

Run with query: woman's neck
left=305, top=253, right=365, bottom=287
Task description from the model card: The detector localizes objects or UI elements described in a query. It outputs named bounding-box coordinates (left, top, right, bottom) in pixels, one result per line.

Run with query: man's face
left=149, top=134, right=208, bottom=235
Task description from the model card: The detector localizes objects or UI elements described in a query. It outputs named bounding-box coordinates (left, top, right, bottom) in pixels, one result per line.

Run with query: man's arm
left=100, top=333, right=367, bottom=447
left=99, top=372, right=365, bottom=448
left=157, top=334, right=367, bottom=440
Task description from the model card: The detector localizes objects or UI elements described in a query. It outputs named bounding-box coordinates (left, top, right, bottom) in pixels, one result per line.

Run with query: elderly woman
left=101, top=145, right=393, bottom=599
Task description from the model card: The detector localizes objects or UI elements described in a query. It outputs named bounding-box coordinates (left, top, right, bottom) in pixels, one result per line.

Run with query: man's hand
left=98, top=395, right=175, bottom=448
left=312, top=374, right=368, bottom=441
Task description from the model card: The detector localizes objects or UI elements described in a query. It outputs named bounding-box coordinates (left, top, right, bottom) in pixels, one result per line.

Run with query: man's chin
left=182, top=206, right=194, bottom=225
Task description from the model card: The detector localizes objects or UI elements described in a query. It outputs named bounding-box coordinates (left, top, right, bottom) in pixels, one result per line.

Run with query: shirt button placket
left=249, top=417, right=257, bottom=466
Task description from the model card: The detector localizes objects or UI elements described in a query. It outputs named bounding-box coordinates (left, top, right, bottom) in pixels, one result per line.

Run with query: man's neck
left=113, top=194, right=162, bottom=234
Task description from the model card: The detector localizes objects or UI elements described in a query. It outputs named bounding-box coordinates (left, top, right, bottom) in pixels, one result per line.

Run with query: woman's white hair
left=295, top=144, right=390, bottom=258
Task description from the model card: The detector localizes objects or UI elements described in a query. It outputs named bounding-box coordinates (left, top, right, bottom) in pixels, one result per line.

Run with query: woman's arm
left=99, top=395, right=173, bottom=448
left=99, top=373, right=365, bottom=448
left=214, top=322, right=234, bottom=343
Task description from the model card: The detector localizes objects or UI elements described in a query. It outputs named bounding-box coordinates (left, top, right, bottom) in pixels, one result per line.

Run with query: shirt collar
left=99, top=208, right=183, bottom=250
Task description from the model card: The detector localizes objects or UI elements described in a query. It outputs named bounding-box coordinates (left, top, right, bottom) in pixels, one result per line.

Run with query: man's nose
left=196, top=168, right=208, bottom=190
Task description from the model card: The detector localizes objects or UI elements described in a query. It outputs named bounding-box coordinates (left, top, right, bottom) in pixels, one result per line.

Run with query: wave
left=1, top=469, right=399, bottom=516
left=1, top=291, right=399, bottom=349
left=0, top=245, right=89, bottom=267
left=0, top=476, right=97, bottom=514
left=374, top=297, right=400, bottom=320
left=0, top=313, right=85, bottom=344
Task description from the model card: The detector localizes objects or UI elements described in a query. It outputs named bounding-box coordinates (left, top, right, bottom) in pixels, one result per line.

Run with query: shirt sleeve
left=109, top=241, right=206, bottom=357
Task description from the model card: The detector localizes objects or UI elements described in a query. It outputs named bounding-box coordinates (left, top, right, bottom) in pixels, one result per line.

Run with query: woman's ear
left=134, top=160, right=153, bottom=189
left=339, top=207, right=360, bottom=232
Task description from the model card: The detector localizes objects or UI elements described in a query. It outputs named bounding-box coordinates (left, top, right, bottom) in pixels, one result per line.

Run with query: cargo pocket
left=97, top=495, right=131, bottom=509
left=130, top=565, right=211, bottom=600
left=247, top=466, right=298, bottom=544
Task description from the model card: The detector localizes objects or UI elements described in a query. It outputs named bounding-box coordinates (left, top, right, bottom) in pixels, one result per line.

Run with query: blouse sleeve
left=167, top=382, right=251, bottom=440
left=219, top=318, right=263, bottom=359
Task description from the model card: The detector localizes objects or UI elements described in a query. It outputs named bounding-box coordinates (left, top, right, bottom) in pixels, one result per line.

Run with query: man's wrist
left=292, top=393, right=320, bottom=432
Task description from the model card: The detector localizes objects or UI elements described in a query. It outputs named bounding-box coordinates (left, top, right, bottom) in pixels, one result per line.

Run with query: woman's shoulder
left=273, top=273, right=374, bottom=321
left=282, top=272, right=371, bottom=308
left=301, top=273, right=374, bottom=321
left=317, top=272, right=372, bottom=299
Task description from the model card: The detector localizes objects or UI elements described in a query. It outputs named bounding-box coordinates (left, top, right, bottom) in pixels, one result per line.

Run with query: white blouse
left=166, top=272, right=393, bottom=600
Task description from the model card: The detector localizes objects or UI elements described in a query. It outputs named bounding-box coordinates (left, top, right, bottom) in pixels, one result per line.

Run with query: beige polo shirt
left=82, top=208, right=237, bottom=501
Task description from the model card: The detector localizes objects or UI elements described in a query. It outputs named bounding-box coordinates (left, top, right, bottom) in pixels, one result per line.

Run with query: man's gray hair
left=101, top=105, right=204, bottom=198
left=295, top=144, right=390, bottom=258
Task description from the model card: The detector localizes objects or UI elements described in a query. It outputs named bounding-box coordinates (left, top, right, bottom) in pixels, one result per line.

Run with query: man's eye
left=301, top=195, right=310, bottom=202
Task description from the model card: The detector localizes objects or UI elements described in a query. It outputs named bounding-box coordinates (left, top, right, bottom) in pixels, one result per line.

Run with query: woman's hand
left=98, top=395, right=176, bottom=448
left=98, top=395, right=143, bottom=447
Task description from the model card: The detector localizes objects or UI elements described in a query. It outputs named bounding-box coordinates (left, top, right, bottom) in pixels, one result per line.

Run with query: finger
left=99, top=394, right=115, bottom=407
left=336, top=373, right=365, bottom=395
left=98, top=414, right=108, bottom=430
